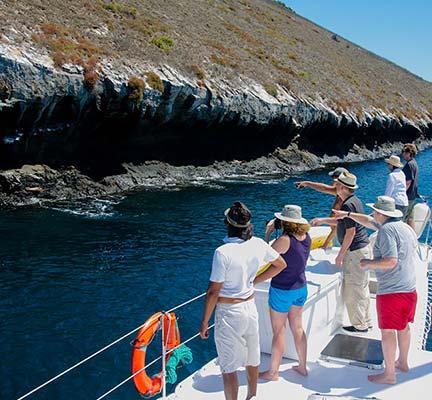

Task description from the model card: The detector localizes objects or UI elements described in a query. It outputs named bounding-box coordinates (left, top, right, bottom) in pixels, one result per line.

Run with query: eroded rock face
left=0, top=165, right=113, bottom=207
left=0, top=45, right=431, bottom=207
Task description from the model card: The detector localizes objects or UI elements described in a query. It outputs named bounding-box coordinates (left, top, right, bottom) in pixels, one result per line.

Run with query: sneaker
left=343, top=325, right=369, bottom=333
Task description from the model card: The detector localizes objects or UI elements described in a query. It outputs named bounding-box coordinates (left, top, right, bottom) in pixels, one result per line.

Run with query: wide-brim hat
left=366, top=195, right=403, bottom=218
left=384, top=155, right=403, bottom=168
left=328, top=166, right=349, bottom=178
left=275, top=204, right=308, bottom=224
left=334, top=172, right=358, bottom=190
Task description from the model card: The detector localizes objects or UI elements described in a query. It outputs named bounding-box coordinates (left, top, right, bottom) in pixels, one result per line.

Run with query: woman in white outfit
left=384, top=155, right=409, bottom=215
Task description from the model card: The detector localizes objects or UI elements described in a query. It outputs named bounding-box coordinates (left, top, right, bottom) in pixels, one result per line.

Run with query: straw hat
left=384, top=155, right=403, bottom=168
left=274, top=205, right=308, bottom=224
left=366, top=196, right=403, bottom=218
left=334, top=172, right=358, bottom=190
left=328, top=167, right=349, bottom=178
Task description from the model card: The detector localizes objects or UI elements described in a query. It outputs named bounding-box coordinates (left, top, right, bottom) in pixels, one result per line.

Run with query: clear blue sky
left=283, top=0, right=432, bottom=82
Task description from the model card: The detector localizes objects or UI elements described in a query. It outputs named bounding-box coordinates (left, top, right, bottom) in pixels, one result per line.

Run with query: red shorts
left=376, top=291, right=417, bottom=330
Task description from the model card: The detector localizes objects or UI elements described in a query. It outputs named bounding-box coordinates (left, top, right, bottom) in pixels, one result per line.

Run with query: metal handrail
left=17, top=291, right=208, bottom=400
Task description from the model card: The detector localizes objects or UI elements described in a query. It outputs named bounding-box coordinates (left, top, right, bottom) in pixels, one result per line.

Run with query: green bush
left=150, top=36, right=174, bottom=51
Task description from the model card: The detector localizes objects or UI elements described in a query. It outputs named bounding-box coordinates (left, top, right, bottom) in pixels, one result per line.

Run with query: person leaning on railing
left=295, top=167, right=348, bottom=249
left=333, top=196, right=418, bottom=385
left=199, top=201, right=286, bottom=400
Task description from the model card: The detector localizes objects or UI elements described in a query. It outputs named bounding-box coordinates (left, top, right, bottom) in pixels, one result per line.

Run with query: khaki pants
left=341, top=246, right=372, bottom=330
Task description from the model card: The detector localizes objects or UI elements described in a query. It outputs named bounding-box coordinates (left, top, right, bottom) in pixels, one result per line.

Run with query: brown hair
left=402, top=143, right=417, bottom=157
left=282, top=221, right=310, bottom=236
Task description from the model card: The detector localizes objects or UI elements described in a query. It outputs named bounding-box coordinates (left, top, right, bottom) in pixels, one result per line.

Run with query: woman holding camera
left=254, top=205, right=311, bottom=379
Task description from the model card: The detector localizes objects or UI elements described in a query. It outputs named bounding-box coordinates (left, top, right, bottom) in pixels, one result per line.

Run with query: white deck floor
left=173, top=347, right=432, bottom=399
left=168, top=244, right=432, bottom=399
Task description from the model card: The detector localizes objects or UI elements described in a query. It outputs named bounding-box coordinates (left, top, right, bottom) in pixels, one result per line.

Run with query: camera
left=266, top=218, right=282, bottom=230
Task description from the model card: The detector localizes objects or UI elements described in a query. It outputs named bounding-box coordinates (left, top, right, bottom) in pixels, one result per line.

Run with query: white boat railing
left=16, top=291, right=212, bottom=400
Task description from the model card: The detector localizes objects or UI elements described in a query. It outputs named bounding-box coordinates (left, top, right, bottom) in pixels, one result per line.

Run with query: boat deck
left=168, top=244, right=432, bottom=399
left=173, top=347, right=432, bottom=399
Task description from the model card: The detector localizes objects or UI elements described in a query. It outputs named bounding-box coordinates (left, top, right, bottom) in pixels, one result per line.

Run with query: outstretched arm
left=296, top=181, right=337, bottom=196
left=333, top=209, right=379, bottom=231
left=311, top=217, right=338, bottom=226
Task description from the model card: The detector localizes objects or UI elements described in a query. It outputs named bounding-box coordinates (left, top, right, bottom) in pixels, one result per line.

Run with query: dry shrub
left=31, top=22, right=106, bottom=89
left=103, top=1, right=137, bottom=18
left=287, top=52, right=298, bottom=61
left=278, top=79, right=291, bottom=91
left=223, top=22, right=262, bottom=46
left=210, top=54, right=238, bottom=69
left=190, top=65, right=205, bottom=80
left=264, top=84, right=278, bottom=97
left=32, top=22, right=104, bottom=68
left=128, top=76, right=145, bottom=101
left=83, top=70, right=99, bottom=89
left=145, top=71, right=164, bottom=92
left=125, top=16, right=169, bottom=37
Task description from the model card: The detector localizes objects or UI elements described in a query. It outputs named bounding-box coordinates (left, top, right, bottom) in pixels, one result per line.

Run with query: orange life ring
left=131, top=312, right=180, bottom=397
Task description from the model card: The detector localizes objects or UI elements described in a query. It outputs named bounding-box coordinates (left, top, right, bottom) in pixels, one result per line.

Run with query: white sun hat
left=334, top=172, right=359, bottom=190
left=384, top=155, right=403, bottom=168
left=366, top=195, right=403, bottom=218
left=274, top=205, right=308, bottom=224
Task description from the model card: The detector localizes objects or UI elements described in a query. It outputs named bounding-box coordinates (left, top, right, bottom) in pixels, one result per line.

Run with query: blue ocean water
left=1, top=151, right=431, bottom=399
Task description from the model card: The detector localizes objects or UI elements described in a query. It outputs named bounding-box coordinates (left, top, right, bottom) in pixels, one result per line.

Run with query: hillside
left=1, top=0, right=431, bottom=114
left=0, top=0, right=431, bottom=206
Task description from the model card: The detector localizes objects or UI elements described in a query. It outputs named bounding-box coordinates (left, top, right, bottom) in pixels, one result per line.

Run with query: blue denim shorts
left=269, top=285, right=308, bottom=313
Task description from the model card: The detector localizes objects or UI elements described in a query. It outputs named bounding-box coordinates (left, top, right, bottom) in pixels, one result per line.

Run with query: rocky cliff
left=0, top=0, right=431, bottom=207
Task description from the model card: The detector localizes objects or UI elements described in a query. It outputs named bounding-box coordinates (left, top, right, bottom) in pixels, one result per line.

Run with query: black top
left=336, top=195, right=369, bottom=251
left=402, top=159, right=419, bottom=201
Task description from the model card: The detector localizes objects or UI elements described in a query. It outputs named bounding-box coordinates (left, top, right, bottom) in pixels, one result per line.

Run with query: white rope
left=16, top=291, right=207, bottom=400
left=167, top=292, right=206, bottom=313
left=95, top=355, right=163, bottom=400
left=96, top=324, right=215, bottom=400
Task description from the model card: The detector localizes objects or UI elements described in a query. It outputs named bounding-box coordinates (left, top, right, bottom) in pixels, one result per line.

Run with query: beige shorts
left=214, top=299, right=260, bottom=373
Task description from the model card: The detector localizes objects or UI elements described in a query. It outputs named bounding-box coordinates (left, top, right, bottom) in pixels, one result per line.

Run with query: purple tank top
left=271, top=234, right=311, bottom=291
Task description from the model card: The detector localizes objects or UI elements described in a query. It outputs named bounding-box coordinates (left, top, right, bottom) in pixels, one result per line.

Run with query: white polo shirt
left=210, top=236, right=280, bottom=299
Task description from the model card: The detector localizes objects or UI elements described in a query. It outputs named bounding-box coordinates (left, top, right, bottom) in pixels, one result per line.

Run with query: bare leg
left=245, top=365, right=258, bottom=400
left=259, top=309, right=287, bottom=381
left=396, top=325, right=411, bottom=372
left=288, top=305, right=308, bottom=376
left=222, top=371, right=239, bottom=400
left=368, top=329, right=397, bottom=384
